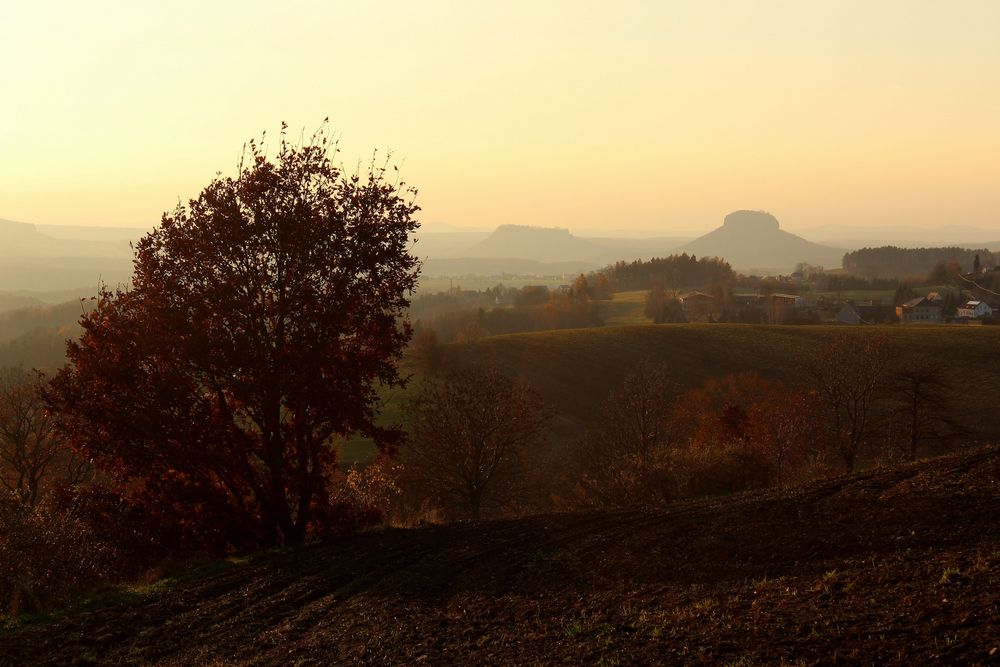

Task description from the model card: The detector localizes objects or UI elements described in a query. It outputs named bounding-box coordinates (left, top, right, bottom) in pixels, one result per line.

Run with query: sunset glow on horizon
left=2, top=0, right=999, bottom=234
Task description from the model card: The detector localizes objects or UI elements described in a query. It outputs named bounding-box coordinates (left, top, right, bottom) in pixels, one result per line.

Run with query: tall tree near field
left=802, top=332, right=894, bottom=472
left=44, top=125, right=420, bottom=547
left=402, top=366, right=547, bottom=520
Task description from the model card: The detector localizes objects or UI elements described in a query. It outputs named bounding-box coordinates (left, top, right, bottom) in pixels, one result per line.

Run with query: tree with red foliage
left=744, top=388, right=817, bottom=487
left=675, top=373, right=816, bottom=491
left=44, top=124, right=420, bottom=548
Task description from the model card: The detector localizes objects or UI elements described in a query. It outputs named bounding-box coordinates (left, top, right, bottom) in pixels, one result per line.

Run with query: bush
left=674, top=443, right=772, bottom=498
left=0, top=494, right=118, bottom=616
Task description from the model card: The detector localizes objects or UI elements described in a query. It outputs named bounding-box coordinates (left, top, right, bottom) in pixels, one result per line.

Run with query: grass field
left=599, top=290, right=651, bottom=326
left=813, top=284, right=950, bottom=304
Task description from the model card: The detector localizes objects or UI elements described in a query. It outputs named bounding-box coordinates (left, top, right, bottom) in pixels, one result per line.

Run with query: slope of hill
left=5, top=447, right=998, bottom=664
left=441, top=323, right=1000, bottom=442
left=461, top=225, right=603, bottom=262
left=676, top=210, right=845, bottom=272
left=0, top=300, right=85, bottom=344
left=422, top=257, right=599, bottom=276
left=0, top=219, right=134, bottom=290
left=424, top=225, right=691, bottom=271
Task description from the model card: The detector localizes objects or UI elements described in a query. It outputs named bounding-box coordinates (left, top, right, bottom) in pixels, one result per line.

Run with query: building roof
left=678, top=291, right=715, bottom=301
left=902, top=296, right=941, bottom=309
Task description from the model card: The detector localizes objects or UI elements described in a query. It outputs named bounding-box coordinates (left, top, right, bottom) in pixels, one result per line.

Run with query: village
left=675, top=288, right=996, bottom=325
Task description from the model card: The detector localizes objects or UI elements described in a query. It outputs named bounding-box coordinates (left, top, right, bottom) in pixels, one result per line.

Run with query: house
left=956, top=300, right=993, bottom=320
left=678, top=291, right=717, bottom=320
left=896, top=296, right=943, bottom=324
left=765, top=293, right=803, bottom=323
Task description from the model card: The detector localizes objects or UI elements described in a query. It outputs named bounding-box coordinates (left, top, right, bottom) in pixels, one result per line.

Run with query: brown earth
left=3, top=447, right=999, bottom=666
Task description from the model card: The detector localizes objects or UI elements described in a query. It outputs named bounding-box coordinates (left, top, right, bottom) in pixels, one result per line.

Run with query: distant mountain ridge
left=676, top=211, right=845, bottom=272
left=416, top=224, right=692, bottom=275
left=0, top=218, right=136, bottom=290
left=461, top=225, right=601, bottom=263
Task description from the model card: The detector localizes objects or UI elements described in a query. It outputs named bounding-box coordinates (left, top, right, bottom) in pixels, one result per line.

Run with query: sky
left=2, top=0, right=999, bottom=235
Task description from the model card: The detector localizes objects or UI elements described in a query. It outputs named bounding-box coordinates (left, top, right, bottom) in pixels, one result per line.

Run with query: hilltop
left=4, top=447, right=998, bottom=664
left=676, top=211, right=845, bottom=272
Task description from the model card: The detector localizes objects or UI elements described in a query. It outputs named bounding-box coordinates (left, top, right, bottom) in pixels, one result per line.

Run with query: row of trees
left=599, top=255, right=734, bottom=292
left=410, top=276, right=607, bottom=347
left=396, top=332, right=967, bottom=521
left=842, top=246, right=996, bottom=279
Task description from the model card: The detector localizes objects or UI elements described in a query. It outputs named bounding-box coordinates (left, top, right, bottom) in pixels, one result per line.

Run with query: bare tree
left=402, top=366, right=548, bottom=520
left=579, top=360, right=678, bottom=506
left=888, top=359, right=964, bottom=462
left=802, top=332, right=895, bottom=472
left=0, top=367, right=90, bottom=506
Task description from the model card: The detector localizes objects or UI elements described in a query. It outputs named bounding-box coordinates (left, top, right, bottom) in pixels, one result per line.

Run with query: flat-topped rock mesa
left=722, top=210, right=781, bottom=233
left=676, top=210, right=845, bottom=272
left=460, top=224, right=602, bottom=263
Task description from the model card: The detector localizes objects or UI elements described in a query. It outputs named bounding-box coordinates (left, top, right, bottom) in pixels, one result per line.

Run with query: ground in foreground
left=3, top=448, right=999, bottom=665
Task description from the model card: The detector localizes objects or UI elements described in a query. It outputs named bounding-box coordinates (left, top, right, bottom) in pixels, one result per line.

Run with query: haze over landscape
left=3, top=3, right=1000, bottom=665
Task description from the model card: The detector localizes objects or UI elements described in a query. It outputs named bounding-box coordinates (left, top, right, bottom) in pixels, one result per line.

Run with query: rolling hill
left=435, top=323, right=1000, bottom=444
left=0, top=219, right=136, bottom=291
left=415, top=225, right=693, bottom=275
left=676, top=210, right=845, bottom=272
left=4, top=447, right=998, bottom=664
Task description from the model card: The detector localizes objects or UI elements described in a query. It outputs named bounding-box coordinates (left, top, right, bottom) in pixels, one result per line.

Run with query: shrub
left=0, top=494, right=118, bottom=616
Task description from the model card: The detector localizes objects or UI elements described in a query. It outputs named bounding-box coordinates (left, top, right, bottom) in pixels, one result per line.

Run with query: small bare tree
left=888, top=359, right=964, bottom=461
left=802, top=332, right=894, bottom=472
left=402, top=366, right=547, bottom=520
left=0, top=367, right=90, bottom=506
left=579, top=360, right=678, bottom=506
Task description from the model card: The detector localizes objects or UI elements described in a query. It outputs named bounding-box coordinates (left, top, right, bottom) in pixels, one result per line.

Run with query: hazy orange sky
left=2, top=1, right=999, bottom=234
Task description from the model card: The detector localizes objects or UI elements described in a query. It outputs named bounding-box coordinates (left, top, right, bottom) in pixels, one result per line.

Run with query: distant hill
left=0, top=219, right=136, bottom=290
left=415, top=225, right=691, bottom=275
left=410, top=231, right=491, bottom=259
left=462, top=225, right=603, bottom=262
left=422, top=257, right=598, bottom=277
left=676, top=211, right=845, bottom=272
left=7, top=446, right=999, bottom=664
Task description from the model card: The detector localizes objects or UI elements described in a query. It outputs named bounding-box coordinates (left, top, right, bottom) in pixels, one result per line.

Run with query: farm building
left=896, top=296, right=943, bottom=324
left=956, top=300, right=993, bottom=320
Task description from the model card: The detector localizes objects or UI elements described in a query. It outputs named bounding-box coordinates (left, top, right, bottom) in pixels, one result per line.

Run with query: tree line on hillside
left=600, top=255, right=734, bottom=292
left=409, top=274, right=609, bottom=347
left=843, top=246, right=998, bottom=279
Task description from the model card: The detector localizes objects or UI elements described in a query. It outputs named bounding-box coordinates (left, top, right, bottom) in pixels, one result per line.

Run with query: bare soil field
left=3, top=447, right=999, bottom=665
